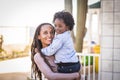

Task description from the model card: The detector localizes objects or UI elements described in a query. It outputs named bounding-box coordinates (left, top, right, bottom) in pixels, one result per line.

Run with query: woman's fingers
left=35, top=48, right=38, bottom=53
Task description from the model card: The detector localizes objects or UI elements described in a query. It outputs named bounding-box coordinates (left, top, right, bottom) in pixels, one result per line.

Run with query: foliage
left=0, top=45, right=30, bottom=61
left=81, top=56, right=93, bottom=66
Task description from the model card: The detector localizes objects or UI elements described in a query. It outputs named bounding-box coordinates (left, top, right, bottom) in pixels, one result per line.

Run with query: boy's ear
left=66, top=26, right=69, bottom=30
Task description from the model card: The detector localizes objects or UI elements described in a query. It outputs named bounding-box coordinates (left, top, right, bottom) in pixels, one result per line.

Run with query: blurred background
left=0, top=0, right=100, bottom=80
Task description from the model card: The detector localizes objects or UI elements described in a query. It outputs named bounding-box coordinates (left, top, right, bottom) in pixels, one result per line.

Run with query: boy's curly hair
left=53, top=10, right=75, bottom=31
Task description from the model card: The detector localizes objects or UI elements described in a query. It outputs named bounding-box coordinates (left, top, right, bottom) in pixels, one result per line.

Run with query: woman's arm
left=34, top=53, right=79, bottom=80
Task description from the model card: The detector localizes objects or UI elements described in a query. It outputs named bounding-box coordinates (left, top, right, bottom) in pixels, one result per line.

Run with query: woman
left=31, top=23, right=80, bottom=80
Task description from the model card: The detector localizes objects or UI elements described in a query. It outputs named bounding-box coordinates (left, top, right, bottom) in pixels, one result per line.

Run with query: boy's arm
left=41, top=36, right=63, bottom=56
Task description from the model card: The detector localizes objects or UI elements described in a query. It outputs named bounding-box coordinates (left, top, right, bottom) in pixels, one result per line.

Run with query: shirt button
left=70, top=69, right=72, bottom=71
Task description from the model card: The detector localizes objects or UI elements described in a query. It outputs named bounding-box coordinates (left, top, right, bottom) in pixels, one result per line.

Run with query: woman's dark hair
left=53, top=10, right=75, bottom=31
left=31, top=23, right=55, bottom=80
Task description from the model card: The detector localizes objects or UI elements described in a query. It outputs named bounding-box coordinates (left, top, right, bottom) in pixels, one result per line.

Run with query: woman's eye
left=43, top=31, right=48, bottom=34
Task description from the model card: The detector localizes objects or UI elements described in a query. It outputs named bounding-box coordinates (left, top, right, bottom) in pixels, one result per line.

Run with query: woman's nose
left=47, top=33, right=51, bottom=37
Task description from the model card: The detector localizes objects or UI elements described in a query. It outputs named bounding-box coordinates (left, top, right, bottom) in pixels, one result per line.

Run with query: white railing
left=77, top=53, right=101, bottom=80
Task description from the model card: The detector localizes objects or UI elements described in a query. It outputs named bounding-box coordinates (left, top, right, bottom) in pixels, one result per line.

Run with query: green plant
left=81, top=56, right=93, bottom=66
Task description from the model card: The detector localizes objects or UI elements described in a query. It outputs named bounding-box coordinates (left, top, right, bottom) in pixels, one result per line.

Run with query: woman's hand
left=75, top=72, right=81, bottom=80
left=45, top=56, right=58, bottom=72
left=35, top=48, right=39, bottom=53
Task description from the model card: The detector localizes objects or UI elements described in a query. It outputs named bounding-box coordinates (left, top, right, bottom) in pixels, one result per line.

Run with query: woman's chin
left=46, top=42, right=52, bottom=45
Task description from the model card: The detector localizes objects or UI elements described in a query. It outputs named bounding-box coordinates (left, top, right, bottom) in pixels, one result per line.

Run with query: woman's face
left=38, top=25, right=54, bottom=47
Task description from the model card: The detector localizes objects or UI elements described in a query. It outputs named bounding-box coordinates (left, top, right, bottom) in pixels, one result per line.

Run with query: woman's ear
left=35, top=48, right=39, bottom=53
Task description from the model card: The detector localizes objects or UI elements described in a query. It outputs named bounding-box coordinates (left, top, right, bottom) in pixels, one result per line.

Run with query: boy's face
left=54, top=18, right=68, bottom=34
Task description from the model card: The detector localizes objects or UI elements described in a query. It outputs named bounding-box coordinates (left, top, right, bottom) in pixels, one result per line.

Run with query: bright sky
left=0, top=0, right=100, bottom=44
left=0, top=0, right=64, bottom=44
left=0, top=0, right=64, bottom=27
left=0, top=0, right=100, bottom=27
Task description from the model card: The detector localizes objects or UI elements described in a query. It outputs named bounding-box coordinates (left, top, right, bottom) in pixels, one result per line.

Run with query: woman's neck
left=42, top=44, right=49, bottom=48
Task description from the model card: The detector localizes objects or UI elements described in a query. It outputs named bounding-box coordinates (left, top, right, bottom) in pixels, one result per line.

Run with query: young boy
left=41, top=11, right=80, bottom=73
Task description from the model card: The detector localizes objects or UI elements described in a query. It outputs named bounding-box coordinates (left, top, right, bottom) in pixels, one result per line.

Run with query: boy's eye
left=55, top=26, right=62, bottom=28
left=54, top=25, right=56, bottom=27
left=58, top=26, right=61, bottom=28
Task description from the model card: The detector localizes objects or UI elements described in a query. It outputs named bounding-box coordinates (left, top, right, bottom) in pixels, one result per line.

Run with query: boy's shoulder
left=58, top=31, right=70, bottom=36
left=55, top=31, right=70, bottom=40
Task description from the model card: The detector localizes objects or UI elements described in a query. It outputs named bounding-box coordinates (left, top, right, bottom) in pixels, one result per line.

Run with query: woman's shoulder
left=34, top=53, right=43, bottom=64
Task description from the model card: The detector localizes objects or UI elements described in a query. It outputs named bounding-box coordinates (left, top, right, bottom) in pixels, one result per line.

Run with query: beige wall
left=101, top=0, right=120, bottom=80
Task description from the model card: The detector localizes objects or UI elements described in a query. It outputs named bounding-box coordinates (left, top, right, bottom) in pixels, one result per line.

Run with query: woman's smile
left=38, top=24, right=54, bottom=47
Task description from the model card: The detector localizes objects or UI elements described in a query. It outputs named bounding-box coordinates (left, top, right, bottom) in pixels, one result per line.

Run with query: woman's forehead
left=41, top=25, right=54, bottom=31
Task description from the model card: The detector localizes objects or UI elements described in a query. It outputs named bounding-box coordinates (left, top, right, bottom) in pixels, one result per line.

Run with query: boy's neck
left=56, top=30, right=70, bottom=35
